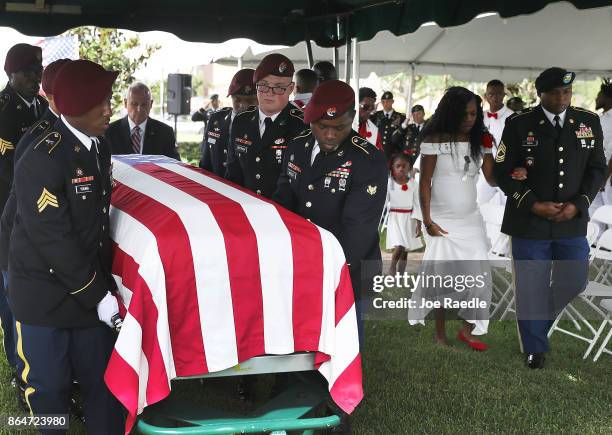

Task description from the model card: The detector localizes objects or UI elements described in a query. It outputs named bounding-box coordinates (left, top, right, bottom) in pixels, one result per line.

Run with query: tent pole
left=333, top=15, right=341, bottom=70
left=405, top=63, right=416, bottom=114
left=352, top=37, right=360, bottom=131
left=237, top=56, right=242, bottom=70
left=305, top=39, right=314, bottom=68
left=344, top=16, right=351, bottom=83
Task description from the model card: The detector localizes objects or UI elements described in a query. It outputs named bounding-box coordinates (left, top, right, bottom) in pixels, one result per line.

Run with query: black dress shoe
left=525, top=353, right=545, bottom=369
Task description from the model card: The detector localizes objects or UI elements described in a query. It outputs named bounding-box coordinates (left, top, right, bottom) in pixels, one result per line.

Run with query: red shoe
left=457, top=330, right=488, bottom=351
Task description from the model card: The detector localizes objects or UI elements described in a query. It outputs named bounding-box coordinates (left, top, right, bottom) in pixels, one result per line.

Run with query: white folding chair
left=480, top=203, right=514, bottom=319
left=591, top=204, right=612, bottom=227
left=379, top=200, right=390, bottom=233
left=592, top=299, right=612, bottom=362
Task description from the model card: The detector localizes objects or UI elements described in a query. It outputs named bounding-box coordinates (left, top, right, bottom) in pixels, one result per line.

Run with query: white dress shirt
left=61, top=115, right=98, bottom=151
left=541, top=106, right=567, bottom=128
left=600, top=109, right=612, bottom=162
left=258, top=109, right=280, bottom=137
left=128, top=117, right=148, bottom=153
left=483, top=105, right=514, bottom=146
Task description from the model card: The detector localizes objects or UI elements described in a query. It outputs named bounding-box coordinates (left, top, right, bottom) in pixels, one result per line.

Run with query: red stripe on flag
left=335, top=264, right=355, bottom=326
left=273, top=205, right=324, bottom=351
left=104, top=349, right=139, bottom=435
left=111, top=244, right=171, bottom=406
left=111, top=181, right=208, bottom=375
left=329, top=354, right=364, bottom=414
left=133, top=163, right=266, bottom=362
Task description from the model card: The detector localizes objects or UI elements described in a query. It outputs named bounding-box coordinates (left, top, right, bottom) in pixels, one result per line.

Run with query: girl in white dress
left=386, top=154, right=423, bottom=275
left=408, top=87, right=497, bottom=351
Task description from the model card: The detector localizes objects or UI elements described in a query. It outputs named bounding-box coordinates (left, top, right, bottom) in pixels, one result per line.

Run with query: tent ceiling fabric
left=218, top=2, right=612, bottom=82
left=0, top=0, right=611, bottom=47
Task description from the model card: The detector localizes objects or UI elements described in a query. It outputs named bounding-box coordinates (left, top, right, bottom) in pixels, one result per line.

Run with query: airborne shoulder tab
left=34, top=131, right=62, bottom=154
left=351, top=135, right=370, bottom=155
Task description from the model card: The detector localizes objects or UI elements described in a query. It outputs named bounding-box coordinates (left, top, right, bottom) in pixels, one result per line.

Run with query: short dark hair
left=601, top=78, right=612, bottom=98
left=359, top=87, right=376, bottom=102
left=486, top=79, right=504, bottom=89
left=312, top=61, right=337, bottom=83
left=294, top=68, right=318, bottom=93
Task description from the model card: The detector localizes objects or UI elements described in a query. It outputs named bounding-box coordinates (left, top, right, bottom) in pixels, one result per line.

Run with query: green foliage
left=178, top=141, right=201, bottom=165
left=68, top=27, right=160, bottom=112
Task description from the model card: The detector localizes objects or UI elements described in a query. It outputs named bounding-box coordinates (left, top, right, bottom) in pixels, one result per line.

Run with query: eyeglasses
left=256, top=83, right=291, bottom=95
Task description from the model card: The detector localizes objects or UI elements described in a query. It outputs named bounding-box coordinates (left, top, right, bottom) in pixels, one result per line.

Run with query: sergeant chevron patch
left=37, top=188, right=59, bottom=212
left=0, top=138, right=15, bottom=155
left=495, top=142, right=506, bottom=163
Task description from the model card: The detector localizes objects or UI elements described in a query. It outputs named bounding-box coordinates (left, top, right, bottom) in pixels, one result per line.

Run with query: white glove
left=401, top=119, right=410, bottom=129
left=97, top=291, right=119, bottom=328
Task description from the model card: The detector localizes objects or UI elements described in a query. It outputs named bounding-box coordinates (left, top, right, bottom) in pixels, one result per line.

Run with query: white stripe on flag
left=110, top=207, right=175, bottom=380
left=112, top=160, right=239, bottom=371
left=159, top=163, right=296, bottom=354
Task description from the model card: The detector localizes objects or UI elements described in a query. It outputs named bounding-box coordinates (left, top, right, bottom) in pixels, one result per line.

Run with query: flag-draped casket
left=103, top=155, right=363, bottom=432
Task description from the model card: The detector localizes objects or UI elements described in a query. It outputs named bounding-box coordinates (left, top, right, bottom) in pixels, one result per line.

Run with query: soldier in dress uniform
left=226, top=53, right=305, bottom=198
left=494, top=67, right=606, bottom=369
left=370, top=91, right=406, bottom=161
left=9, top=59, right=125, bottom=434
left=200, top=68, right=257, bottom=176
left=274, top=80, right=387, bottom=345
left=390, top=104, right=427, bottom=165
left=0, top=43, right=47, bottom=396
left=357, top=87, right=382, bottom=150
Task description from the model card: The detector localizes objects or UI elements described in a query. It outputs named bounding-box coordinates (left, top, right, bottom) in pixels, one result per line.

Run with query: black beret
left=411, top=104, right=424, bottom=113
left=381, top=91, right=393, bottom=100
left=535, top=67, right=575, bottom=93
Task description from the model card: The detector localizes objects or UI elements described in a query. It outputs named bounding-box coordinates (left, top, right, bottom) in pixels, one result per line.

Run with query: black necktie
left=264, top=117, right=273, bottom=132
left=554, top=115, right=562, bottom=137
left=312, top=150, right=325, bottom=167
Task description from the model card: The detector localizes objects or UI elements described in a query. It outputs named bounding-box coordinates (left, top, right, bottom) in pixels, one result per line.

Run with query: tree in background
left=69, top=27, right=159, bottom=112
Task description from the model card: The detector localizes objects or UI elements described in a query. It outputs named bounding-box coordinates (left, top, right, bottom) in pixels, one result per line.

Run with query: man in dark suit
left=105, top=82, right=179, bottom=159
left=494, top=67, right=606, bottom=369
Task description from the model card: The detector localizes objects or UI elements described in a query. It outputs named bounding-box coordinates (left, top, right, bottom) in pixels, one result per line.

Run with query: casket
left=103, top=155, right=363, bottom=432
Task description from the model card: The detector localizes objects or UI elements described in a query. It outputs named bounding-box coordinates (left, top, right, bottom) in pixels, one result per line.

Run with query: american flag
left=35, top=35, right=79, bottom=66
left=103, top=155, right=363, bottom=433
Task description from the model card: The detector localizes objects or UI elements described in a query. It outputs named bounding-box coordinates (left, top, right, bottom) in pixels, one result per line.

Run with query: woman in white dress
left=408, top=87, right=496, bottom=350
left=386, top=154, right=423, bottom=275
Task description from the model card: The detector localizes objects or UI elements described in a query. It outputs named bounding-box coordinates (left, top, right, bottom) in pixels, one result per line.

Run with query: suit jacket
left=105, top=115, right=180, bottom=160
left=273, top=130, right=388, bottom=296
left=495, top=105, right=606, bottom=239
left=10, top=118, right=114, bottom=327
left=226, top=104, right=305, bottom=198
left=0, top=84, right=48, bottom=213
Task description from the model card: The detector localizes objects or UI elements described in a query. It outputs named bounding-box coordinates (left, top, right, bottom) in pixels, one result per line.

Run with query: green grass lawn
left=1, top=319, right=610, bottom=434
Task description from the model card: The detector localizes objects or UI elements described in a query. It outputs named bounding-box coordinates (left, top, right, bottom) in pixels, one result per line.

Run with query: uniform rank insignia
left=37, top=188, right=59, bottom=212
left=0, top=138, right=15, bottom=155
left=495, top=142, right=506, bottom=163
left=367, top=185, right=377, bottom=195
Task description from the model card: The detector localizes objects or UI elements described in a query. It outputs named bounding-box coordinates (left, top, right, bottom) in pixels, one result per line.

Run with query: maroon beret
left=303, top=80, right=355, bottom=124
left=4, top=43, right=42, bottom=74
left=228, top=68, right=256, bottom=96
left=53, top=60, right=118, bottom=116
left=253, top=53, right=294, bottom=83
left=41, top=59, right=71, bottom=95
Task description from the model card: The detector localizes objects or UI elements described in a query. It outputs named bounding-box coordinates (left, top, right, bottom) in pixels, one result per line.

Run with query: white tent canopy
left=217, top=2, right=612, bottom=83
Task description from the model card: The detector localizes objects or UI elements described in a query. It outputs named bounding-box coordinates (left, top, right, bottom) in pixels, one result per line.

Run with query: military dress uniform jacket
left=273, top=130, right=388, bottom=295
left=226, top=104, right=305, bottom=197
left=200, top=107, right=232, bottom=176
left=371, top=110, right=406, bottom=161
left=494, top=105, right=606, bottom=239
left=9, top=119, right=114, bottom=327
left=0, top=84, right=48, bottom=213
left=0, top=109, right=58, bottom=271
left=391, top=121, right=426, bottom=165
